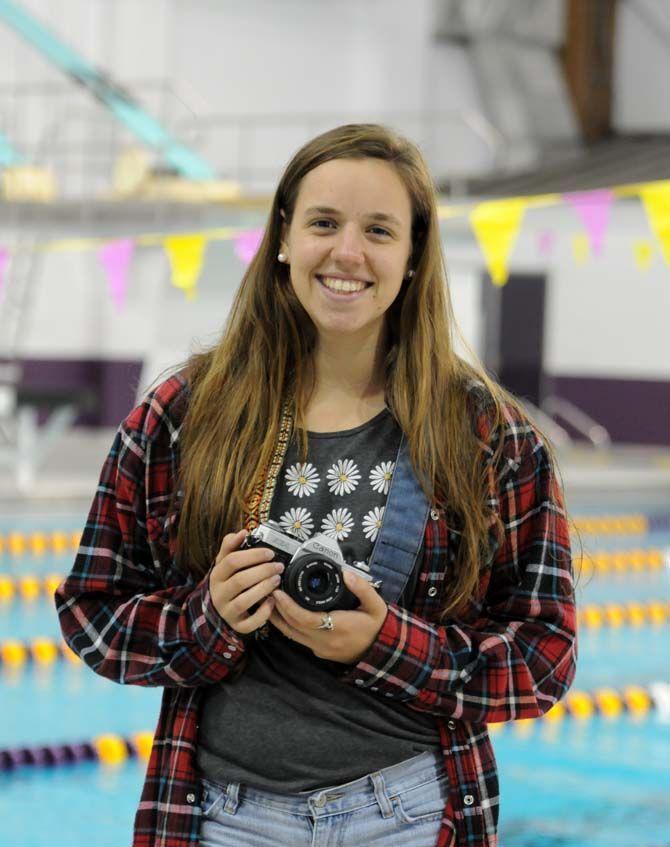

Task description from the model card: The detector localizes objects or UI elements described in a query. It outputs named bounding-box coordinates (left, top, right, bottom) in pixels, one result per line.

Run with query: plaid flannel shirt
left=55, top=371, right=577, bottom=847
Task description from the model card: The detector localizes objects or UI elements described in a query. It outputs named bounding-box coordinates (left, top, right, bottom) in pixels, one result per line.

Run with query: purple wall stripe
left=547, top=375, right=670, bottom=447
left=5, top=359, right=669, bottom=446
left=10, top=358, right=143, bottom=428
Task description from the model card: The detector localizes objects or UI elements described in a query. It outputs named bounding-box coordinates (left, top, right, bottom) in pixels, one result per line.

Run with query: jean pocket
left=392, top=772, right=448, bottom=825
left=200, top=779, right=228, bottom=819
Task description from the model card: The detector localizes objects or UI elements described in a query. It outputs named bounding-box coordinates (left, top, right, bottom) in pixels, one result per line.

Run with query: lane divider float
left=0, top=731, right=154, bottom=772
left=0, top=637, right=81, bottom=667
left=487, top=681, right=670, bottom=728
left=0, top=531, right=81, bottom=557
left=4, top=681, right=670, bottom=773
left=0, top=574, right=63, bottom=603
left=578, top=600, right=670, bottom=628
left=0, top=512, right=668, bottom=557
left=575, top=547, right=669, bottom=576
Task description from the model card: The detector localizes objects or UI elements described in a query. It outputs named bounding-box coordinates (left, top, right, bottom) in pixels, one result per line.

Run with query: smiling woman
left=279, top=158, right=414, bottom=380
left=55, top=123, right=576, bottom=847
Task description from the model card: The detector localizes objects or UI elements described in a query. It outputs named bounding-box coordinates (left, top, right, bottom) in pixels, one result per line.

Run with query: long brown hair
left=159, top=123, right=575, bottom=621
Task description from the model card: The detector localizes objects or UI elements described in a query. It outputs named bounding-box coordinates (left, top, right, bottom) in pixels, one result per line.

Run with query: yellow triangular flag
left=572, top=233, right=590, bottom=264
left=469, top=198, right=527, bottom=286
left=638, top=181, right=670, bottom=268
left=163, top=235, right=207, bottom=300
left=633, top=239, right=654, bottom=271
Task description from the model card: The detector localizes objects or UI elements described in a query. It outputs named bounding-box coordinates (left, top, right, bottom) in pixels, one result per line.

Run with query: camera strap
left=366, top=432, right=432, bottom=605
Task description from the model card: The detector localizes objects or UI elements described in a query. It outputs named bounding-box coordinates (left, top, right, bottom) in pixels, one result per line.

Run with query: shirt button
left=223, top=652, right=231, bottom=659
left=355, top=679, right=364, bottom=686
left=464, top=794, right=474, bottom=806
left=428, top=587, right=438, bottom=597
left=228, top=645, right=237, bottom=652
left=447, top=720, right=456, bottom=730
left=371, top=686, right=378, bottom=692
left=431, top=509, right=440, bottom=520
left=186, top=793, right=196, bottom=804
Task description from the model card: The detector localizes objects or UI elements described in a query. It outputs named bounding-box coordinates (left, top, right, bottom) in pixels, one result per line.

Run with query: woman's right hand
left=209, top=530, right=285, bottom=635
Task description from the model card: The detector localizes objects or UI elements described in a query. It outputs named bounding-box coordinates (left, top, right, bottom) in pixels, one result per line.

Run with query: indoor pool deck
left=1, top=430, right=669, bottom=847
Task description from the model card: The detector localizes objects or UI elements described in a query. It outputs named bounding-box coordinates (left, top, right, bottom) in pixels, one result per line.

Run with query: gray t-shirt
left=197, top=407, right=440, bottom=793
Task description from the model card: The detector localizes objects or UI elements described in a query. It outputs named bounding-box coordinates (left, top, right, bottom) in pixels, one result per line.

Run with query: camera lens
left=307, top=567, right=331, bottom=597
left=285, top=555, right=344, bottom=611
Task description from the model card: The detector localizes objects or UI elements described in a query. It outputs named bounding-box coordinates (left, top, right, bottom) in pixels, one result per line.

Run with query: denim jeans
left=198, top=749, right=448, bottom=846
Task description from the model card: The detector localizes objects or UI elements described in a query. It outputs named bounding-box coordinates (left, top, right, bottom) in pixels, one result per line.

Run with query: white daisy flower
left=362, top=506, right=385, bottom=541
left=278, top=507, right=313, bottom=540
left=321, top=508, right=354, bottom=541
left=327, top=459, right=361, bottom=496
left=285, top=462, right=320, bottom=498
left=369, top=461, right=395, bottom=495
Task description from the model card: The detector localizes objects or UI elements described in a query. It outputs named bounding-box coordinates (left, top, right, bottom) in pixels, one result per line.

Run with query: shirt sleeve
left=54, top=421, right=248, bottom=688
left=338, top=419, right=578, bottom=724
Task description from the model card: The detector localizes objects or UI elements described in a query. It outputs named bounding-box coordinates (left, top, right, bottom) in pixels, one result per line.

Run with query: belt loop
left=369, top=771, right=394, bottom=819
left=222, top=781, right=240, bottom=815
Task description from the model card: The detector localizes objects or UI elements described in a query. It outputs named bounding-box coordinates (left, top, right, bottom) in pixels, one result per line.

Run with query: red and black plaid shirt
left=55, top=372, right=577, bottom=847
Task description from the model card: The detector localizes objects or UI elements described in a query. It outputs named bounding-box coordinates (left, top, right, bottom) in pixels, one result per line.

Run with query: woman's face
left=280, top=157, right=413, bottom=345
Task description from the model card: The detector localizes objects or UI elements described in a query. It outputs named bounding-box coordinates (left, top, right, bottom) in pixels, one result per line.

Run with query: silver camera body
left=241, top=520, right=381, bottom=612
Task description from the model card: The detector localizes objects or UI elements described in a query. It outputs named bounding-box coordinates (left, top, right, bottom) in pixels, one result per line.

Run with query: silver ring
left=316, top=613, right=334, bottom=631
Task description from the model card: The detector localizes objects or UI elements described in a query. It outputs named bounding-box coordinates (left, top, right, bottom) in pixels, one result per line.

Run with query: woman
left=55, top=123, right=577, bottom=847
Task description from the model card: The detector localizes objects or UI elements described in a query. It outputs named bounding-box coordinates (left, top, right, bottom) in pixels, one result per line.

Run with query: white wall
left=1, top=0, right=669, bottom=394
left=0, top=0, right=497, bottom=192
left=614, top=0, right=670, bottom=132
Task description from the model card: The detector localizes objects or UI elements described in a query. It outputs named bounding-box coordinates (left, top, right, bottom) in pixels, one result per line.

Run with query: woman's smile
left=316, top=274, right=373, bottom=302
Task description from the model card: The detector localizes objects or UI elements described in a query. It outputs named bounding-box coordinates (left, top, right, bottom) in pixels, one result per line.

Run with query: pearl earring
left=277, top=252, right=287, bottom=262
left=406, top=269, right=415, bottom=279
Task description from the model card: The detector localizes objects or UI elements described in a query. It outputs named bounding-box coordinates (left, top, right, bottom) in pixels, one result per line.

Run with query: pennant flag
left=633, top=239, right=654, bottom=271
left=572, top=234, right=590, bottom=264
left=233, top=228, right=264, bottom=265
left=470, top=198, right=527, bottom=286
left=564, top=189, right=614, bottom=256
left=98, top=239, right=134, bottom=312
left=0, top=247, right=9, bottom=304
left=163, top=235, right=207, bottom=300
left=537, top=230, right=555, bottom=256
left=638, top=181, right=670, bottom=268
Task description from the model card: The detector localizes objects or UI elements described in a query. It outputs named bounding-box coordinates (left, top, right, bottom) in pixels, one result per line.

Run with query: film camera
left=241, top=520, right=381, bottom=612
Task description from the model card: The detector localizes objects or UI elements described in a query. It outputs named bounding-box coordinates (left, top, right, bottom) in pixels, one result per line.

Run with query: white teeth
left=320, top=276, right=368, bottom=293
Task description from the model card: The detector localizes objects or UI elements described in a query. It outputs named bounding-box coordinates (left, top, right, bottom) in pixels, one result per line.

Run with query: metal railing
left=542, top=395, right=612, bottom=448
left=0, top=78, right=509, bottom=197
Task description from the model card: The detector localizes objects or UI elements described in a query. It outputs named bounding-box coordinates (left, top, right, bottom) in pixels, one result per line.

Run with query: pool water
left=1, top=511, right=669, bottom=847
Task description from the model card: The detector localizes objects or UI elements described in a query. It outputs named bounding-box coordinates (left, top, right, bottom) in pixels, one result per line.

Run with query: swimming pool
left=1, top=509, right=669, bottom=847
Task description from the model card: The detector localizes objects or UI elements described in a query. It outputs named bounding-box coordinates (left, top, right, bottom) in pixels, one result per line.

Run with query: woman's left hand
left=268, top=570, right=389, bottom=664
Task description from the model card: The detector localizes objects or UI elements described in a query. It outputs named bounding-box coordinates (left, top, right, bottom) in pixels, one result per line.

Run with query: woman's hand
left=269, top=570, right=389, bottom=664
left=209, top=530, right=285, bottom=635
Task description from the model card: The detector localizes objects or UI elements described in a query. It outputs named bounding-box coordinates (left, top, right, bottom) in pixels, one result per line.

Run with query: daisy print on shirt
left=279, top=507, right=314, bottom=540
left=327, top=459, right=361, bottom=495
left=285, top=462, right=320, bottom=497
left=321, top=507, right=354, bottom=541
left=369, top=461, right=395, bottom=495
left=362, top=506, right=385, bottom=541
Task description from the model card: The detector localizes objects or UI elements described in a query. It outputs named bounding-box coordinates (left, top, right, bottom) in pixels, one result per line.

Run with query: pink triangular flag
left=537, top=230, right=555, bottom=256
left=233, top=228, right=264, bottom=265
left=0, top=248, right=9, bottom=304
left=98, top=239, right=134, bottom=312
left=564, top=189, right=614, bottom=256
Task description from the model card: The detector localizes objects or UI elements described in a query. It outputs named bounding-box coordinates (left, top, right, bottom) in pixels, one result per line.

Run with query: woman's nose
left=331, top=223, right=365, bottom=264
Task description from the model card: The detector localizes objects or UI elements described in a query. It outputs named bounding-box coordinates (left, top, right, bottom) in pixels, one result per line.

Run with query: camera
left=241, top=520, right=381, bottom=612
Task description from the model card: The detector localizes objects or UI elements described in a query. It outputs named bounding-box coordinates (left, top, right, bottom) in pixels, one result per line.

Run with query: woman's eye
left=312, top=219, right=335, bottom=229
left=370, top=226, right=391, bottom=237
